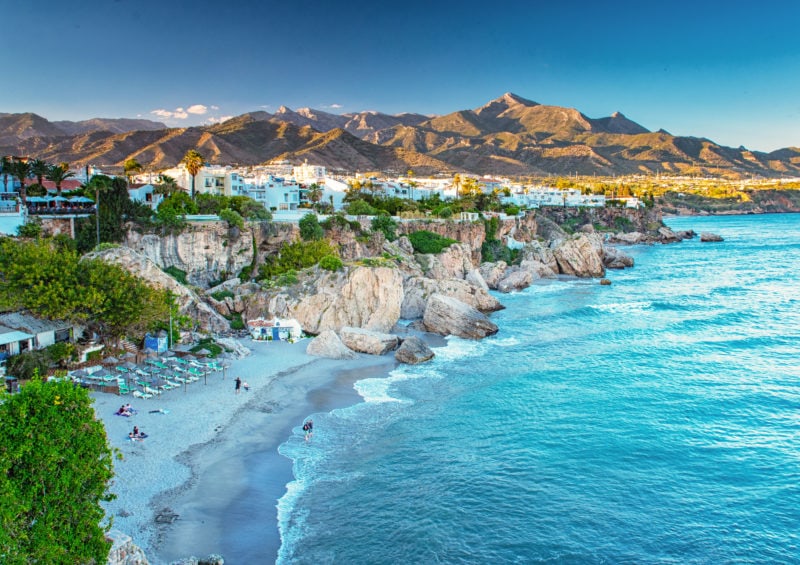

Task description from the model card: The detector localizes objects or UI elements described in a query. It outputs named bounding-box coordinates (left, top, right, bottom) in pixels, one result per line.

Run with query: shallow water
left=277, top=214, right=800, bottom=564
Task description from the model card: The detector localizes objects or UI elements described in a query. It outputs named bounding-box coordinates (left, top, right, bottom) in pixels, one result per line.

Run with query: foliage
left=258, top=239, right=338, bottom=279
left=163, top=266, right=188, bottom=285
left=25, top=183, right=46, bottom=197
left=408, top=230, right=458, bottom=254
left=4, top=350, right=51, bottom=381
left=46, top=342, right=77, bottom=368
left=16, top=218, right=43, bottom=238
left=219, top=208, right=245, bottom=230
left=504, top=204, right=520, bottom=216
left=181, top=150, right=204, bottom=198
left=614, top=216, right=634, bottom=232
left=345, top=199, right=378, bottom=216
left=299, top=213, right=324, bottom=241
left=319, top=255, right=343, bottom=272
left=210, top=289, right=234, bottom=301
left=0, top=376, right=114, bottom=564
left=371, top=214, right=397, bottom=241
left=320, top=213, right=360, bottom=232
left=229, top=196, right=270, bottom=220
left=191, top=338, right=223, bottom=357
left=228, top=312, right=245, bottom=330
left=45, top=163, right=75, bottom=194
left=435, top=205, right=454, bottom=218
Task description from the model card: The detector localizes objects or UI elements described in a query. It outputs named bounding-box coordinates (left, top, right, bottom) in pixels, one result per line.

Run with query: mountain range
left=1, top=93, right=798, bottom=178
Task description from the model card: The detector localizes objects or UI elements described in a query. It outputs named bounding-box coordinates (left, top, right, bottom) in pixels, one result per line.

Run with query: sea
left=276, top=213, right=800, bottom=564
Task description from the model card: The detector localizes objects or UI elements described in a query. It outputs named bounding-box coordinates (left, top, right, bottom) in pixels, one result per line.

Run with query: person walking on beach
left=303, top=419, right=313, bottom=441
left=235, top=376, right=242, bottom=394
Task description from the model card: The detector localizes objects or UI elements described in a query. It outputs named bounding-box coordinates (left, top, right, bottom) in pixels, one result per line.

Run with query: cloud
left=151, top=107, right=188, bottom=120
left=329, top=103, right=343, bottom=109
left=211, top=105, right=219, bottom=110
left=207, top=116, right=234, bottom=124
left=187, top=104, right=208, bottom=115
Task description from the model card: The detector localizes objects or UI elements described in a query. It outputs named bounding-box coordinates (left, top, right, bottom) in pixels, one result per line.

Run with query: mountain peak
left=500, top=92, right=538, bottom=106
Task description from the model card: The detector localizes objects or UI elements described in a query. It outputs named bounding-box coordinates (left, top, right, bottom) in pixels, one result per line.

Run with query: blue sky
left=2, top=0, right=799, bottom=151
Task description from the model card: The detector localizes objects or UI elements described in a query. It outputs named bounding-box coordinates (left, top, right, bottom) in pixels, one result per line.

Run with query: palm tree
left=180, top=150, right=204, bottom=199
left=306, top=183, right=323, bottom=211
left=123, top=158, right=143, bottom=185
left=28, top=158, right=49, bottom=189
left=45, top=163, right=76, bottom=196
left=154, top=174, right=180, bottom=197
left=10, top=158, right=32, bottom=205
left=85, top=175, right=112, bottom=246
left=1, top=156, right=11, bottom=192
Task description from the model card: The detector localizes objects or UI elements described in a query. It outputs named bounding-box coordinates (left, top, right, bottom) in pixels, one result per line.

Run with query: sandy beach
left=93, top=339, right=398, bottom=564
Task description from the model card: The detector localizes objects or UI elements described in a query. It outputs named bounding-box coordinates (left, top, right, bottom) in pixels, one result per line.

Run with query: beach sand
left=93, top=339, right=398, bottom=564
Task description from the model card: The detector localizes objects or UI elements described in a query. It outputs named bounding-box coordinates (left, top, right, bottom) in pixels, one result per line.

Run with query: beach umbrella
left=50, top=195, right=69, bottom=202
left=27, top=196, right=47, bottom=203
left=122, top=361, right=138, bottom=370
left=68, top=196, right=94, bottom=203
left=195, top=348, right=211, bottom=357
left=183, top=354, right=197, bottom=362
left=120, top=351, right=137, bottom=360
left=102, top=356, right=120, bottom=365
left=70, top=369, right=88, bottom=379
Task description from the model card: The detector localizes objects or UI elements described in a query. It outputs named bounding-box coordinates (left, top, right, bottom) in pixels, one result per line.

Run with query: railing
left=27, top=206, right=95, bottom=216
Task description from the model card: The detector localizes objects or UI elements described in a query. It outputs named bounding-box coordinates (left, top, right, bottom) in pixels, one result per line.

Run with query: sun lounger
left=132, top=390, right=152, bottom=400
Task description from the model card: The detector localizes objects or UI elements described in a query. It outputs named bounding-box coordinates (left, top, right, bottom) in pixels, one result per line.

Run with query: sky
left=2, top=0, right=799, bottom=152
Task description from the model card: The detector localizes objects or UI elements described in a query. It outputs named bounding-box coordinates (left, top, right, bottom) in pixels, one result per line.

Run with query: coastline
left=93, top=339, right=402, bottom=563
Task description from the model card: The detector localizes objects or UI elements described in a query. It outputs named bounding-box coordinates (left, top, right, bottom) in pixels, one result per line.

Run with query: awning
left=0, top=330, right=34, bottom=346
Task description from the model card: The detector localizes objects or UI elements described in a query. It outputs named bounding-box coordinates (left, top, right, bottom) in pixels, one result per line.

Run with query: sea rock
left=497, top=269, right=531, bottom=293
left=401, top=276, right=503, bottom=319
left=603, top=246, right=635, bottom=269
left=657, top=226, right=680, bottom=243
left=423, top=294, right=499, bottom=339
left=416, top=242, right=475, bottom=280
left=339, top=327, right=399, bottom=355
left=465, top=268, right=490, bottom=292
left=306, top=330, right=358, bottom=359
left=394, top=336, right=435, bottom=364
left=612, top=231, right=645, bottom=244
left=106, top=529, right=150, bottom=565
left=700, top=232, right=724, bottom=242
left=551, top=233, right=606, bottom=278
left=520, top=240, right=559, bottom=274
left=600, top=278, right=612, bottom=285
left=84, top=247, right=231, bottom=333
left=479, top=261, right=508, bottom=289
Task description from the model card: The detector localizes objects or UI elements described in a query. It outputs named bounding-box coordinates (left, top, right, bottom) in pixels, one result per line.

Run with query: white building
left=292, top=160, right=327, bottom=184
left=128, top=183, right=163, bottom=210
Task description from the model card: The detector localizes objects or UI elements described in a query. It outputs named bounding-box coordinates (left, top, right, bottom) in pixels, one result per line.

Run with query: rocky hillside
left=3, top=94, right=798, bottom=178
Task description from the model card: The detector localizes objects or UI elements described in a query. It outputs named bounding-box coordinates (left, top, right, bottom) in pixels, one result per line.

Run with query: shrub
left=505, top=205, right=520, bottom=216
left=299, top=213, right=324, bottom=241
left=346, top=199, right=377, bottom=216
left=219, top=208, right=245, bottom=230
left=259, top=239, right=338, bottom=279
left=371, top=214, right=397, bottom=241
left=435, top=205, right=453, bottom=219
left=164, top=266, right=188, bottom=284
left=210, top=290, right=234, bottom=301
left=0, top=376, right=114, bottom=563
left=319, top=255, right=344, bottom=272
left=229, top=312, right=245, bottom=330
left=614, top=216, right=634, bottom=232
left=408, top=230, right=458, bottom=254
left=16, top=219, right=43, bottom=238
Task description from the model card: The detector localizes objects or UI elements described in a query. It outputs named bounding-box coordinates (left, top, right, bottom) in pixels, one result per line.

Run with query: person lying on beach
left=130, top=426, right=148, bottom=440
left=124, top=403, right=137, bottom=414
left=116, top=405, right=131, bottom=417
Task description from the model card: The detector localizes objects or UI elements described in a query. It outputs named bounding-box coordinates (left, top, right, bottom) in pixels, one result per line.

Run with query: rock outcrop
left=105, top=530, right=150, bottom=565
left=401, top=276, right=503, bottom=318
left=395, top=336, right=435, bottom=364
left=306, top=330, right=359, bottom=359
left=339, top=327, right=399, bottom=355
left=551, top=233, right=606, bottom=278
left=603, top=246, right=635, bottom=269
left=423, top=294, right=499, bottom=339
left=84, top=247, right=231, bottom=333
left=700, top=232, right=724, bottom=242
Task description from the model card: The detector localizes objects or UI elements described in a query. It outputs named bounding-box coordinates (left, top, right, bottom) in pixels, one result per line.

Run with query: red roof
left=40, top=180, right=83, bottom=191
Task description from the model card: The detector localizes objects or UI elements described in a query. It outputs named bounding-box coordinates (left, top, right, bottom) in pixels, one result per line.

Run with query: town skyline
left=2, top=0, right=799, bottom=152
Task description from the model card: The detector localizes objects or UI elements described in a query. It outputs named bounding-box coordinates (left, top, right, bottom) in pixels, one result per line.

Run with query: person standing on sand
left=303, top=419, right=313, bottom=441
left=235, top=376, right=242, bottom=394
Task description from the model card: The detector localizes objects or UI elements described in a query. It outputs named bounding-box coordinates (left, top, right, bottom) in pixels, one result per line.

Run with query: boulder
left=416, top=243, right=475, bottom=280
left=603, top=246, right=635, bottom=269
left=423, top=294, right=499, bottom=339
left=612, top=231, right=644, bottom=244
left=339, top=327, right=399, bottom=355
left=479, top=261, right=508, bottom=289
left=700, top=232, right=724, bottom=242
left=551, top=234, right=606, bottom=278
left=394, top=336, right=435, bottom=364
left=401, top=276, right=503, bottom=319
left=657, top=226, right=679, bottom=243
left=600, top=278, right=612, bottom=286
left=497, top=269, right=531, bottom=293
left=520, top=240, right=559, bottom=274
left=306, top=330, right=358, bottom=359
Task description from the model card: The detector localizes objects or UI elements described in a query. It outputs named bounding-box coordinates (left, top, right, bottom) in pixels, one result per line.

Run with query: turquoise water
left=277, top=214, right=800, bottom=564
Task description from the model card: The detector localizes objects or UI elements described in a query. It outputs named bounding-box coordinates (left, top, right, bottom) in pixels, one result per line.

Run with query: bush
left=319, top=255, right=344, bottom=272
left=435, top=205, right=453, bottom=219
left=164, top=266, right=188, bottom=285
left=504, top=205, right=520, bottom=216
left=5, top=350, right=51, bottom=381
left=46, top=342, right=77, bottom=368
left=229, top=312, right=245, bottom=330
left=614, top=216, right=634, bottom=232
left=210, top=290, right=234, bottom=301
left=408, top=230, right=458, bottom=254
left=258, top=239, right=339, bottom=279
left=219, top=208, right=245, bottom=230
left=299, top=213, right=324, bottom=241
left=371, top=214, right=397, bottom=241
left=17, top=219, right=43, bottom=238
left=346, top=199, right=377, bottom=216
left=0, top=376, right=114, bottom=563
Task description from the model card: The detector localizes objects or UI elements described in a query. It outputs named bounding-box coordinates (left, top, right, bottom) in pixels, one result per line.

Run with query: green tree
left=219, top=208, right=244, bottom=230
left=299, top=213, right=324, bottom=241
left=229, top=196, right=271, bottom=220
left=371, top=214, right=397, bottom=241
left=123, top=158, right=143, bottom=184
left=154, top=174, right=181, bottom=197
left=10, top=158, right=31, bottom=205
left=0, top=156, right=11, bottom=192
left=306, top=183, right=323, bottom=211
left=28, top=158, right=49, bottom=189
left=44, top=163, right=75, bottom=196
left=0, top=376, right=115, bottom=564
left=181, top=150, right=204, bottom=199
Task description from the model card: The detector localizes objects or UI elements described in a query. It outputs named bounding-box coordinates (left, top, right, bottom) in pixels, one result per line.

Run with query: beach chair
left=132, top=390, right=152, bottom=400
left=117, top=378, right=131, bottom=395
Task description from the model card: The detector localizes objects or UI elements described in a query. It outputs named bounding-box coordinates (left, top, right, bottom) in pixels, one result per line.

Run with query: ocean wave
left=589, top=300, right=653, bottom=313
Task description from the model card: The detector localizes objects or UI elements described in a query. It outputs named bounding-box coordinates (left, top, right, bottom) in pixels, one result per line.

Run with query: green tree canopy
left=0, top=376, right=115, bottom=564
left=181, top=150, right=204, bottom=199
left=299, top=213, right=324, bottom=241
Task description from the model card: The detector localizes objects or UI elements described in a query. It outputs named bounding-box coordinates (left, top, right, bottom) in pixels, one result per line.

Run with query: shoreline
left=93, top=339, right=402, bottom=563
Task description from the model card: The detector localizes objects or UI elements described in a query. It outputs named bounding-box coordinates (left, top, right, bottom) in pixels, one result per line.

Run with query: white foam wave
left=591, top=300, right=653, bottom=313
